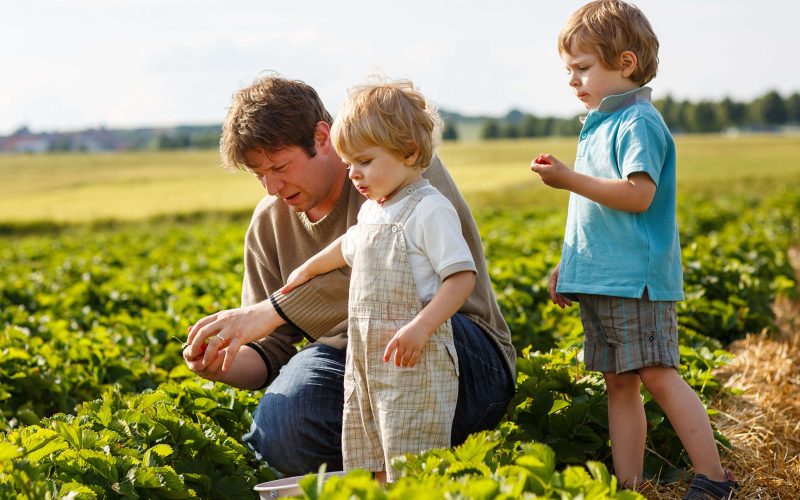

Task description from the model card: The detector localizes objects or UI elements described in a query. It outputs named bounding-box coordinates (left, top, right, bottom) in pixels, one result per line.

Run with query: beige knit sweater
left=242, top=156, right=516, bottom=385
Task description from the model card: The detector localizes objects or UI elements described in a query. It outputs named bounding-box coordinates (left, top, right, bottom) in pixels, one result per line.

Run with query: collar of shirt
left=580, top=86, right=653, bottom=125
left=380, top=178, right=432, bottom=209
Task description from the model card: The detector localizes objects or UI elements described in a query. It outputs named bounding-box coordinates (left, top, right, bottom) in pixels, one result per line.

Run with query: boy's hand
left=280, top=265, right=313, bottom=294
left=383, top=324, right=431, bottom=368
left=549, top=265, right=573, bottom=308
left=530, top=153, right=573, bottom=190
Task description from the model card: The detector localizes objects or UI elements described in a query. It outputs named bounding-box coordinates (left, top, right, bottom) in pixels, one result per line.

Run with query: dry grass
left=640, top=248, right=800, bottom=499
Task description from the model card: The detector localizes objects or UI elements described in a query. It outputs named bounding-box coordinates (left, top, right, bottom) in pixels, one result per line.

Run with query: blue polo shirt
left=556, top=87, right=684, bottom=301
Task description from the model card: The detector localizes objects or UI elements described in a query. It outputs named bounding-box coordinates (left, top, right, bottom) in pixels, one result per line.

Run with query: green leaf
left=0, top=441, right=23, bottom=461
left=58, top=481, right=100, bottom=499
left=515, top=442, right=556, bottom=478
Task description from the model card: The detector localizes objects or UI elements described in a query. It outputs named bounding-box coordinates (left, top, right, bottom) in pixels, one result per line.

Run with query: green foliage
left=0, top=219, right=245, bottom=431
left=0, top=384, right=273, bottom=499
left=1, top=186, right=799, bottom=497
left=294, top=434, right=643, bottom=499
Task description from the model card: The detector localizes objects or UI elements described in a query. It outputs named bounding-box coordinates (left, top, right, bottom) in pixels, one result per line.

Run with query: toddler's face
left=562, top=42, right=638, bottom=110
left=342, top=146, right=421, bottom=204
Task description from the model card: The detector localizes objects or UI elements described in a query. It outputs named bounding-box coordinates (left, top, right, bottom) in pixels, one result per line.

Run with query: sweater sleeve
left=239, top=207, right=309, bottom=386
left=269, top=267, right=350, bottom=340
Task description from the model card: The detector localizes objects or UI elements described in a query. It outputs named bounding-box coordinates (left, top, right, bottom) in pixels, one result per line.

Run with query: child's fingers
left=383, top=338, right=399, bottom=362
left=403, top=350, right=420, bottom=368
left=394, top=346, right=409, bottom=367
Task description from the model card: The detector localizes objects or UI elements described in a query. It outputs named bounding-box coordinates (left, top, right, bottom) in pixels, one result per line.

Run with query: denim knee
left=242, top=344, right=346, bottom=476
left=450, top=313, right=515, bottom=445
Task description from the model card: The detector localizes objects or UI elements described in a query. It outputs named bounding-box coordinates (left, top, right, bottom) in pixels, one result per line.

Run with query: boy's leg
left=638, top=366, right=726, bottom=481
left=242, top=343, right=345, bottom=476
left=450, top=313, right=515, bottom=445
left=604, top=371, right=647, bottom=488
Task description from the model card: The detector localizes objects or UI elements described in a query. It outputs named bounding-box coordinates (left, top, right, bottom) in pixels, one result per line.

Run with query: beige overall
left=342, top=186, right=460, bottom=481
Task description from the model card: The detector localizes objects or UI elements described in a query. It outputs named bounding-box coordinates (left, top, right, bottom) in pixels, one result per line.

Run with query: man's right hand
left=183, top=343, right=226, bottom=380
left=185, top=300, right=284, bottom=373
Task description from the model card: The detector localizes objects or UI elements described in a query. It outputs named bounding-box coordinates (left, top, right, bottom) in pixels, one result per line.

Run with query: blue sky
left=2, top=0, right=798, bottom=135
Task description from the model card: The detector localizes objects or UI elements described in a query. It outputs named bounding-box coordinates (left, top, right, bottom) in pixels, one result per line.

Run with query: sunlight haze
left=2, top=0, right=797, bottom=135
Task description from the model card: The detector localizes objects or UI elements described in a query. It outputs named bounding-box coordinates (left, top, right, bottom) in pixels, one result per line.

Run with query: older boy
left=183, top=76, right=515, bottom=477
left=530, top=1, right=737, bottom=498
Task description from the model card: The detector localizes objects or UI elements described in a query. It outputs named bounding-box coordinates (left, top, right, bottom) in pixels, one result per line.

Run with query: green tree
left=442, top=122, right=459, bottom=141
left=654, top=95, right=680, bottom=130
left=717, top=97, right=747, bottom=129
left=686, top=101, right=719, bottom=133
left=521, top=114, right=541, bottom=137
left=785, top=92, right=800, bottom=123
left=481, top=119, right=501, bottom=139
left=751, top=90, right=787, bottom=126
left=504, top=123, right=520, bottom=139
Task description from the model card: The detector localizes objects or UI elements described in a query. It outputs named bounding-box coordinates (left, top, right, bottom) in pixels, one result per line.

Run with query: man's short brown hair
left=220, top=75, right=332, bottom=171
left=558, top=0, right=659, bottom=86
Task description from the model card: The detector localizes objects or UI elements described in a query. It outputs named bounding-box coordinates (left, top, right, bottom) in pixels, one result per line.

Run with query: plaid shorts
left=577, top=292, right=680, bottom=373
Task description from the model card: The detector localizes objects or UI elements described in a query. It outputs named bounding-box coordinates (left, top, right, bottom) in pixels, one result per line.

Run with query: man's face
left=245, top=146, right=342, bottom=216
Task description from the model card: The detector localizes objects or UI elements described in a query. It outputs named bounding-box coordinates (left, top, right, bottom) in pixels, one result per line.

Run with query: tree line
left=454, top=89, right=800, bottom=141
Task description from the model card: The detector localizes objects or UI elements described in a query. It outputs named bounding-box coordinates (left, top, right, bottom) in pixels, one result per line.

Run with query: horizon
left=4, top=1, right=799, bottom=136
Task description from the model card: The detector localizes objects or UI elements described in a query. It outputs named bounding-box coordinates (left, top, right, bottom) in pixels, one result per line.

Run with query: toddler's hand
left=280, top=266, right=312, bottom=294
left=383, top=324, right=430, bottom=368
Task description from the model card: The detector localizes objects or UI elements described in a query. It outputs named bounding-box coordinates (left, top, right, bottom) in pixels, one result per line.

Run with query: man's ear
left=620, top=50, right=638, bottom=78
left=313, top=121, right=332, bottom=153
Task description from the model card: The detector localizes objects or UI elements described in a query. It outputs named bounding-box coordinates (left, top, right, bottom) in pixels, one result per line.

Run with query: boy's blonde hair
left=331, top=79, right=442, bottom=170
left=558, top=0, right=659, bottom=86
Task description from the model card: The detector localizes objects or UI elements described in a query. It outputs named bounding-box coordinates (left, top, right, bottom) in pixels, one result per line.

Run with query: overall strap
left=393, top=185, right=436, bottom=226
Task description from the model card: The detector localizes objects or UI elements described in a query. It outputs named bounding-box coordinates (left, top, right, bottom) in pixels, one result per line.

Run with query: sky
left=2, top=0, right=799, bottom=136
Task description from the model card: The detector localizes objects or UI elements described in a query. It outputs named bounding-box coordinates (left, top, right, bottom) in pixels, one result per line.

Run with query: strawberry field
left=1, top=140, right=800, bottom=498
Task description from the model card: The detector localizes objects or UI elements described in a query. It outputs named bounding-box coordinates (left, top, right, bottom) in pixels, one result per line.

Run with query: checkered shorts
left=577, top=292, right=680, bottom=373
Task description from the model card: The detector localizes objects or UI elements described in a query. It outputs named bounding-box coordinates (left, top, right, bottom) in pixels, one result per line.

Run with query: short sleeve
left=415, top=196, right=476, bottom=280
left=341, top=224, right=359, bottom=267
left=617, top=116, right=668, bottom=187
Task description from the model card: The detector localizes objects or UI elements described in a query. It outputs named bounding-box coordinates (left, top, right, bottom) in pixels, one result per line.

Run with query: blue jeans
left=242, top=313, right=515, bottom=476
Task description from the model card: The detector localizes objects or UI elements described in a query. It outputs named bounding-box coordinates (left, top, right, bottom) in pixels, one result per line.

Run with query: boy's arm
left=383, top=270, right=476, bottom=367
left=531, top=154, right=656, bottom=213
left=280, top=235, right=347, bottom=294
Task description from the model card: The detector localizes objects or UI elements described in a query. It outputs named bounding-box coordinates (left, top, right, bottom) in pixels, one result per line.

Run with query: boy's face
left=562, top=42, right=639, bottom=110
left=342, top=145, right=421, bottom=204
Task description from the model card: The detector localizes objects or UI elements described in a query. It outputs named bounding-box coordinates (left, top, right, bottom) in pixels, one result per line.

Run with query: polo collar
left=599, top=86, right=652, bottom=113
left=582, top=86, right=653, bottom=123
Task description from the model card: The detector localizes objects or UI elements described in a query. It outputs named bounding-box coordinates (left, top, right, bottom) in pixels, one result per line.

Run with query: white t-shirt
left=341, top=180, right=476, bottom=303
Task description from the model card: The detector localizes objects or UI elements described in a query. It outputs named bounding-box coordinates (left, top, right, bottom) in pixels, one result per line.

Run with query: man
left=184, top=75, right=515, bottom=476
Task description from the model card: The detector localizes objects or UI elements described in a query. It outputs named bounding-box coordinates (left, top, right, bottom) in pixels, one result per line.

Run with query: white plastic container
left=254, top=471, right=349, bottom=499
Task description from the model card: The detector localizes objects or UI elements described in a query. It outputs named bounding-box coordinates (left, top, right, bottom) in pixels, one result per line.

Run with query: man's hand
left=383, top=323, right=431, bottom=368
left=549, top=264, right=573, bottom=309
left=530, top=153, right=574, bottom=190
left=185, top=300, right=281, bottom=373
left=183, top=340, right=226, bottom=380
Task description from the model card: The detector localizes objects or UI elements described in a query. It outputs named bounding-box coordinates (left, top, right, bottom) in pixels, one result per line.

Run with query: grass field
left=2, top=133, right=800, bottom=224
left=2, top=134, right=799, bottom=497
